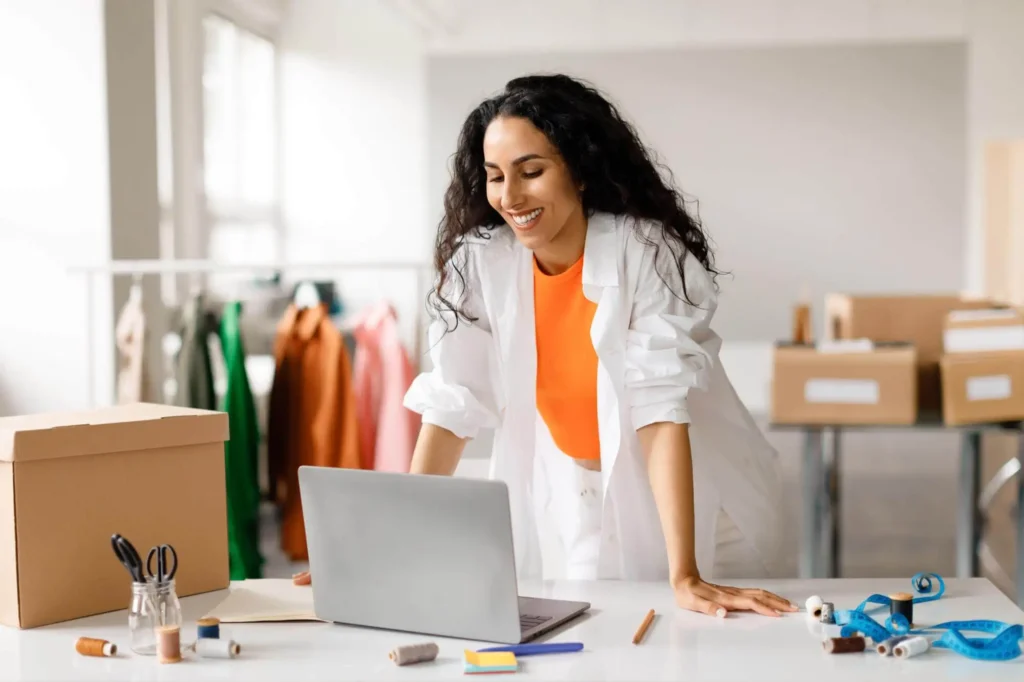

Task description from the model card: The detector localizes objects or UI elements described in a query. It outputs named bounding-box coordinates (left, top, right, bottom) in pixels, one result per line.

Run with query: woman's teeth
left=512, top=208, right=542, bottom=226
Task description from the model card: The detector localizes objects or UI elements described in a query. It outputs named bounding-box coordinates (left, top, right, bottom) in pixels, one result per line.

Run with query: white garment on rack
left=114, top=294, right=146, bottom=404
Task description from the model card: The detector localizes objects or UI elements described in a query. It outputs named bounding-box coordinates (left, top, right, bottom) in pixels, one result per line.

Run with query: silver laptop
left=297, top=466, right=590, bottom=644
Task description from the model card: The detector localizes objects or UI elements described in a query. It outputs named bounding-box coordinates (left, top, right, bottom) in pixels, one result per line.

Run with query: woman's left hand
left=672, top=574, right=798, bottom=617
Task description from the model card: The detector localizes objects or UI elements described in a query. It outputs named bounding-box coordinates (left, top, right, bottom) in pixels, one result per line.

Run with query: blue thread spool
left=197, top=617, right=220, bottom=640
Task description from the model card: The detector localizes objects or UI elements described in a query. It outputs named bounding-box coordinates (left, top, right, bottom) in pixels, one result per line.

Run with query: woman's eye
left=523, top=170, right=542, bottom=179
left=488, top=176, right=503, bottom=184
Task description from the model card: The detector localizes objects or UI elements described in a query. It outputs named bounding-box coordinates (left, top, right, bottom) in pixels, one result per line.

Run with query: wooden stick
left=632, top=609, right=655, bottom=645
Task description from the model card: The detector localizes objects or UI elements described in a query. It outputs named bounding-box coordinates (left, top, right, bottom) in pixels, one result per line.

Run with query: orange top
left=533, top=254, right=600, bottom=460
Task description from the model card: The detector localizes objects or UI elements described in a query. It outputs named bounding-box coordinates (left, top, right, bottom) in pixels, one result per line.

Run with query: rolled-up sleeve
left=625, top=234, right=717, bottom=430
left=403, top=247, right=501, bottom=439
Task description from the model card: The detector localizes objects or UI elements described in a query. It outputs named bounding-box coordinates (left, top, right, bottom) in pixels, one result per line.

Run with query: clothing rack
left=68, top=259, right=432, bottom=408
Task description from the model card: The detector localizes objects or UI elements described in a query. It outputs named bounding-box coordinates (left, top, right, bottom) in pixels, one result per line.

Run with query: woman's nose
left=501, top=178, right=524, bottom=210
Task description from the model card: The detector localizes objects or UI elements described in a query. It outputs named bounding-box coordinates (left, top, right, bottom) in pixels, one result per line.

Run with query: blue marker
left=476, top=642, right=584, bottom=656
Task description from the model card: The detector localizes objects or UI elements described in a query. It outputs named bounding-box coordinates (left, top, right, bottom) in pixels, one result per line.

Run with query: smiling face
left=483, top=116, right=586, bottom=271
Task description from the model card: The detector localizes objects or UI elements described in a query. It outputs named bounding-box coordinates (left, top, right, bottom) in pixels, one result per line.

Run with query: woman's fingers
left=292, top=570, right=311, bottom=586
left=707, top=584, right=796, bottom=612
left=743, top=588, right=796, bottom=612
left=687, top=593, right=728, bottom=618
left=701, top=586, right=781, bottom=617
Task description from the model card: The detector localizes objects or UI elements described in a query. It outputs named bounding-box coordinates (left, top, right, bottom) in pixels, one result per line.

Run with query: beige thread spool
left=195, top=637, right=241, bottom=659
left=75, top=637, right=117, bottom=657
left=156, top=625, right=182, bottom=664
left=389, top=642, right=439, bottom=666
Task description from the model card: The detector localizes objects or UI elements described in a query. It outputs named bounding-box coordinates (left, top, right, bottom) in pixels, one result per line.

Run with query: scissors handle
left=146, top=544, right=178, bottom=583
left=111, top=534, right=144, bottom=583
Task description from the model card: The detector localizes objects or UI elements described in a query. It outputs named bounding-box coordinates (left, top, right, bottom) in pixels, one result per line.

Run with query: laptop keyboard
left=519, top=613, right=553, bottom=632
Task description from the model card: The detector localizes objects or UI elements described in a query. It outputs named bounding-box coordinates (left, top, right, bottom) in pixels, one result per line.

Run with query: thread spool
left=893, top=636, right=930, bottom=659
left=876, top=635, right=912, bottom=656
left=197, top=617, right=220, bottom=640
left=75, top=637, right=117, bottom=657
left=805, top=595, right=824, bottom=620
left=793, top=303, right=812, bottom=344
left=195, top=637, right=241, bottom=659
left=819, top=602, right=835, bottom=624
left=156, top=625, right=182, bottom=664
left=389, top=642, right=439, bottom=666
left=823, top=636, right=866, bottom=654
left=889, top=592, right=913, bottom=627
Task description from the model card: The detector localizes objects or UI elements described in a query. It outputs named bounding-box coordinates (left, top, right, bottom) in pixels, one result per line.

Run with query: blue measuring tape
left=832, top=572, right=1023, bottom=661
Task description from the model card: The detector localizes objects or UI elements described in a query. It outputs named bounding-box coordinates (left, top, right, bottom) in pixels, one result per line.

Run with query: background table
left=1, top=578, right=1021, bottom=681
left=771, top=415, right=1024, bottom=607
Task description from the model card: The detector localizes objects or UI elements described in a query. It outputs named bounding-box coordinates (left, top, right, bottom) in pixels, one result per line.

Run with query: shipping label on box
left=940, top=351, right=1024, bottom=426
left=771, top=342, right=917, bottom=425
left=943, top=308, right=1024, bottom=354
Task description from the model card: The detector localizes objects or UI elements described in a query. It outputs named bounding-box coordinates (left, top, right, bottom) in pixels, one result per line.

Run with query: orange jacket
left=267, top=303, right=360, bottom=561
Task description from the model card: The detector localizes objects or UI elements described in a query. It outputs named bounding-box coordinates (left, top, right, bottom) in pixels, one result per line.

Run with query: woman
left=300, top=74, right=793, bottom=617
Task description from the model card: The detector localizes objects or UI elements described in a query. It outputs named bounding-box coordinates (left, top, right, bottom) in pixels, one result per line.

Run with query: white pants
left=536, top=417, right=768, bottom=580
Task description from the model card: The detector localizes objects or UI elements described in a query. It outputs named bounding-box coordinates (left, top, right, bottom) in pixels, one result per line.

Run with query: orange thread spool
left=156, top=626, right=182, bottom=664
left=75, top=637, right=117, bottom=657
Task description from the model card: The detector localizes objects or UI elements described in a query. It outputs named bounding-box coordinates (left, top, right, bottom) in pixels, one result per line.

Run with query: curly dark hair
left=431, top=73, right=719, bottom=328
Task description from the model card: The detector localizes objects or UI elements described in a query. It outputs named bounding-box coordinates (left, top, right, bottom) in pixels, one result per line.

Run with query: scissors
left=146, top=544, right=178, bottom=583
left=110, top=534, right=145, bottom=583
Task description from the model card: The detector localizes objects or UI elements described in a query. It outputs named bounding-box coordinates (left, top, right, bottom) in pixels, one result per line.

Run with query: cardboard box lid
left=0, top=403, right=229, bottom=463
left=945, top=307, right=1024, bottom=327
left=774, top=341, right=915, bottom=364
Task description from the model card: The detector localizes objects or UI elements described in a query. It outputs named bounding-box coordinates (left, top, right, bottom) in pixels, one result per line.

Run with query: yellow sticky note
left=463, top=649, right=517, bottom=671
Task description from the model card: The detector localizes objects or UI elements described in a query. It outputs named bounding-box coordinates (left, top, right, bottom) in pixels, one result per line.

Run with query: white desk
left=2, top=578, right=1022, bottom=681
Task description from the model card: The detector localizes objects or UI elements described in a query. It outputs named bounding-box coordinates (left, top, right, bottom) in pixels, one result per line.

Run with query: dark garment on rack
left=267, top=303, right=360, bottom=561
left=173, top=292, right=216, bottom=410
left=220, top=301, right=264, bottom=580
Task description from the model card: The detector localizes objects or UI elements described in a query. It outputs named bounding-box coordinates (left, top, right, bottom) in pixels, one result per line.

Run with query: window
left=201, top=14, right=278, bottom=293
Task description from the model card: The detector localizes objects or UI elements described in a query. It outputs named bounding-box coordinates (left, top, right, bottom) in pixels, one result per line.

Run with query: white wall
left=0, top=0, right=113, bottom=415
left=279, top=0, right=431, bottom=352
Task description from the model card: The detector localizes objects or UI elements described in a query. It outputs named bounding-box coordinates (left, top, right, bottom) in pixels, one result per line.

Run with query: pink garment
left=351, top=302, right=420, bottom=472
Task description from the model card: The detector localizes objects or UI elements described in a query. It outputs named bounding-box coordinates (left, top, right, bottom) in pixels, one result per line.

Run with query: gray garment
left=173, top=293, right=217, bottom=410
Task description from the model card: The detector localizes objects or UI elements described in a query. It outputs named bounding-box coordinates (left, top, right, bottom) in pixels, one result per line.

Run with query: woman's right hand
left=292, top=571, right=311, bottom=586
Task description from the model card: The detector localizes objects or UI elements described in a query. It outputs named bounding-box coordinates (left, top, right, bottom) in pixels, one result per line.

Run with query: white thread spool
left=893, top=636, right=930, bottom=659
left=805, top=595, right=824, bottom=619
left=195, top=638, right=241, bottom=659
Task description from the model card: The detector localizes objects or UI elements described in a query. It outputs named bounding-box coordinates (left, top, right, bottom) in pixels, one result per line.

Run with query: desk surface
left=2, top=578, right=1022, bottom=681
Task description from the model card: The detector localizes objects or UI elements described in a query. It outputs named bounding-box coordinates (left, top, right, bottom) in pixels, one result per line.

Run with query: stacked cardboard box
left=940, top=308, right=1024, bottom=425
left=771, top=294, right=997, bottom=425
left=771, top=341, right=916, bottom=425
left=825, top=294, right=994, bottom=412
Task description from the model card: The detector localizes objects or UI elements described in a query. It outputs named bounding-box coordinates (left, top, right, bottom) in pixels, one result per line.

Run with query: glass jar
left=128, top=579, right=188, bottom=655
left=128, top=582, right=158, bottom=655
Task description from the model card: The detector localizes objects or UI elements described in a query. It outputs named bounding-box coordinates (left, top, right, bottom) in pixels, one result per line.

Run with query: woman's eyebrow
left=484, top=154, right=546, bottom=169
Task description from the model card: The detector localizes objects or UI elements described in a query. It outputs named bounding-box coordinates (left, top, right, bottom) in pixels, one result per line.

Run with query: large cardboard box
left=771, top=342, right=917, bottom=425
left=825, top=294, right=993, bottom=411
left=940, top=352, right=1024, bottom=425
left=0, top=403, right=230, bottom=628
left=941, top=309, right=1024, bottom=425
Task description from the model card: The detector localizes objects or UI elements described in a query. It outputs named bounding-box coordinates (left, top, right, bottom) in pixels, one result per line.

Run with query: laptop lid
left=298, top=466, right=524, bottom=643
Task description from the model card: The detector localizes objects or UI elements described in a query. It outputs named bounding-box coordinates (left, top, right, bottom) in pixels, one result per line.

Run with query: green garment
left=219, top=301, right=264, bottom=580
